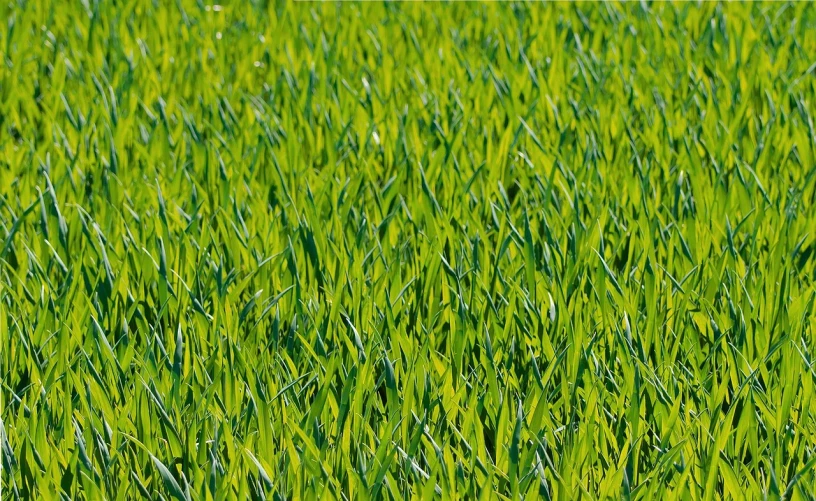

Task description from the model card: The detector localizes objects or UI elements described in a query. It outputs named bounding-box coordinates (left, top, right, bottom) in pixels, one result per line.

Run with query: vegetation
left=3, top=1, right=816, bottom=499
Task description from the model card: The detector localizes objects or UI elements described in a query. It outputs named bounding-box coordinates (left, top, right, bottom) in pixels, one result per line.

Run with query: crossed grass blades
left=2, top=0, right=816, bottom=499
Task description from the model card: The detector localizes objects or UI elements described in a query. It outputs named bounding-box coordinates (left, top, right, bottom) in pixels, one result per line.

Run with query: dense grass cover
left=2, top=1, right=816, bottom=499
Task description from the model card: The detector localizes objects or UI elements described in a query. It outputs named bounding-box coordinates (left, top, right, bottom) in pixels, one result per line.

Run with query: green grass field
left=3, top=1, right=816, bottom=499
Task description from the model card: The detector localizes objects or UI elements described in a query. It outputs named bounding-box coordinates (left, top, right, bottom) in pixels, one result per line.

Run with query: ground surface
left=2, top=1, right=816, bottom=499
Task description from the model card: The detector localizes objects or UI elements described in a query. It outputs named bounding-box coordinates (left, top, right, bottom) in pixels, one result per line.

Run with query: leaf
left=150, top=454, right=189, bottom=501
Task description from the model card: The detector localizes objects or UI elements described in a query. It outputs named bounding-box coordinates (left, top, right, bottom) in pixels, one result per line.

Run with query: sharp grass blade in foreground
left=2, top=1, right=816, bottom=499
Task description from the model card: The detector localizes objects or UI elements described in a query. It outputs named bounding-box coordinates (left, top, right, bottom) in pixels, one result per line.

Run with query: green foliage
left=2, top=1, right=816, bottom=499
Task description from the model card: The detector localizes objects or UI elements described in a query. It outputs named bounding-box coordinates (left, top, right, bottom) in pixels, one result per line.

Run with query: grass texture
left=3, top=1, right=816, bottom=499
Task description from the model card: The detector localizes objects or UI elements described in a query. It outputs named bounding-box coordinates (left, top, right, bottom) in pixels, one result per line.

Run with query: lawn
left=2, top=1, right=816, bottom=499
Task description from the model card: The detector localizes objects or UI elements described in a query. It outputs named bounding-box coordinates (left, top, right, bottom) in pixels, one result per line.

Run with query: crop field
left=3, top=0, right=816, bottom=499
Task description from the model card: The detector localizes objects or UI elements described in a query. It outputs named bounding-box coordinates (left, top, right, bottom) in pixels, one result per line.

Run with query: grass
left=2, top=0, right=816, bottom=499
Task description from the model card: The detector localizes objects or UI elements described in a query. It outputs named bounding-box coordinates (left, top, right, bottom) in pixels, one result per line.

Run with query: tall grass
left=2, top=1, right=816, bottom=499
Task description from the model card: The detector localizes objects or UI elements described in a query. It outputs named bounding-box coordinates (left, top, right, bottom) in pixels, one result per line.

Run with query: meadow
left=2, top=1, right=816, bottom=499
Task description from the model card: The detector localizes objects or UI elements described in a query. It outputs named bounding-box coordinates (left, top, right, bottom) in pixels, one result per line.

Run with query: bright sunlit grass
left=2, top=1, right=816, bottom=499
